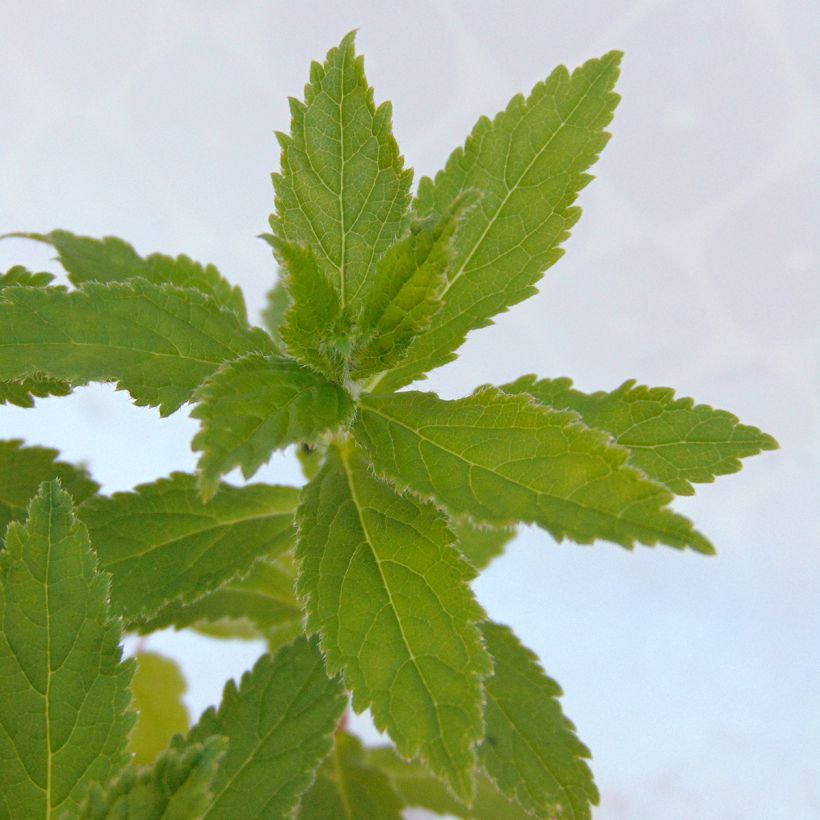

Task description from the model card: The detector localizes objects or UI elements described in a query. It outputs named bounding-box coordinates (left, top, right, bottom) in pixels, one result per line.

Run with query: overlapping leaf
left=374, top=52, right=622, bottom=391
left=0, top=481, right=134, bottom=819
left=191, top=354, right=354, bottom=498
left=129, top=653, right=190, bottom=765
left=186, top=637, right=346, bottom=819
left=0, top=280, right=273, bottom=415
left=355, top=389, right=713, bottom=552
left=452, top=518, right=516, bottom=571
left=77, top=473, right=297, bottom=625
left=261, top=279, right=291, bottom=349
left=0, top=439, right=98, bottom=545
left=271, top=31, right=412, bottom=307
left=502, top=375, right=778, bottom=495
left=78, top=738, right=226, bottom=820
left=296, top=444, right=491, bottom=800
left=9, top=230, right=246, bottom=318
left=479, top=621, right=597, bottom=818
left=299, top=733, right=403, bottom=819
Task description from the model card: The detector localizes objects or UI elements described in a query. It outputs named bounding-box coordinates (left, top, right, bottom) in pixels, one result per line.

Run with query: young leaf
left=191, top=353, right=354, bottom=498
left=367, top=746, right=533, bottom=820
left=0, top=481, right=134, bottom=819
left=352, top=192, right=478, bottom=380
left=136, top=555, right=303, bottom=655
left=271, top=31, right=412, bottom=307
left=0, top=439, right=98, bottom=545
left=355, top=389, right=714, bottom=553
left=8, top=230, right=247, bottom=319
left=0, top=280, right=274, bottom=415
left=185, top=637, right=347, bottom=819
left=479, top=621, right=598, bottom=819
left=77, top=473, right=297, bottom=625
left=296, top=444, right=491, bottom=800
left=78, top=737, right=226, bottom=820
left=374, top=52, right=622, bottom=391
left=271, top=238, right=350, bottom=379
left=298, top=732, right=403, bottom=820
left=452, top=518, right=516, bottom=571
left=502, top=375, right=779, bottom=495
left=129, top=653, right=190, bottom=765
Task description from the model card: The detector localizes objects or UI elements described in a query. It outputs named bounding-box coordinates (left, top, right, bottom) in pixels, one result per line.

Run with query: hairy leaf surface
left=0, top=481, right=134, bottom=819
left=296, top=444, right=491, bottom=799
left=355, top=389, right=713, bottom=552
left=502, top=375, right=778, bottom=495
left=191, top=354, right=354, bottom=498
left=0, top=281, right=273, bottom=415
left=375, top=52, right=622, bottom=391
left=186, top=637, right=346, bottom=819
left=367, top=746, right=533, bottom=820
left=299, top=733, right=403, bottom=819
left=129, top=653, right=189, bottom=765
left=78, top=738, right=226, bottom=820
left=271, top=31, right=412, bottom=307
left=77, top=473, right=297, bottom=624
left=480, top=621, right=597, bottom=818
left=452, top=519, right=516, bottom=571
left=11, top=231, right=246, bottom=318
left=0, top=439, right=98, bottom=546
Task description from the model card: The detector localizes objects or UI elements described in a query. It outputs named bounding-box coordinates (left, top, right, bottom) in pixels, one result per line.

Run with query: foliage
left=0, top=32, right=775, bottom=819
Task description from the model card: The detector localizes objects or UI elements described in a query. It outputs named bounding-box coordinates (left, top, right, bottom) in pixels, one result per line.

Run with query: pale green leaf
left=186, top=637, right=346, bottom=819
left=191, top=353, right=354, bottom=499
left=77, top=473, right=297, bottom=625
left=352, top=192, right=478, bottom=380
left=502, top=375, right=779, bottom=495
left=0, top=280, right=274, bottom=416
left=0, top=439, right=98, bottom=545
left=8, top=231, right=246, bottom=319
left=374, top=52, right=622, bottom=391
left=480, top=621, right=597, bottom=819
left=272, top=238, right=352, bottom=380
left=129, top=653, right=189, bottom=766
left=137, top=554, right=302, bottom=654
left=367, top=746, right=533, bottom=820
left=452, top=518, right=516, bottom=571
left=77, top=737, right=226, bottom=820
left=271, top=31, right=412, bottom=308
left=0, top=481, right=134, bottom=819
left=260, top=278, right=291, bottom=350
left=354, top=389, right=714, bottom=553
left=298, top=732, right=402, bottom=820
left=1, top=265, right=57, bottom=289
left=296, top=443, right=491, bottom=800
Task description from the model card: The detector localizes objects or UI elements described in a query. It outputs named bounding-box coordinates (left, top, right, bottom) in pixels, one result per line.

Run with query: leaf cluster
left=0, top=32, right=775, bottom=818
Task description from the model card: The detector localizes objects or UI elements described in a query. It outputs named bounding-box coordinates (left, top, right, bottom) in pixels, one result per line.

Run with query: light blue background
left=1, top=2, right=818, bottom=817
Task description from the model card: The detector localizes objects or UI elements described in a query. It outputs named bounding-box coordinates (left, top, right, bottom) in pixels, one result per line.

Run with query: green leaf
left=137, top=554, right=303, bottom=654
left=191, top=354, right=354, bottom=499
left=374, top=52, right=622, bottom=391
left=186, top=637, right=347, bottom=819
left=77, top=473, right=297, bottom=625
left=479, top=621, right=598, bottom=819
left=8, top=230, right=246, bottom=319
left=298, top=733, right=403, bottom=820
left=0, top=481, right=134, bottom=819
left=296, top=443, right=491, bottom=800
left=0, top=439, right=98, bottom=545
left=352, top=192, right=477, bottom=380
left=354, top=389, right=714, bottom=553
left=502, top=375, right=779, bottom=495
left=272, top=238, right=352, bottom=380
left=1, top=265, right=57, bottom=289
left=129, top=653, right=189, bottom=765
left=367, top=746, right=533, bottom=820
left=452, top=518, right=516, bottom=571
left=78, top=737, right=226, bottom=820
left=0, top=280, right=274, bottom=416
left=271, top=31, right=412, bottom=308
left=260, top=278, right=291, bottom=349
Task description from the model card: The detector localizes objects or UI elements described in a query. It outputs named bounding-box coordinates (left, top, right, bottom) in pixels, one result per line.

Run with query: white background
left=1, top=1, right=818, bottom=817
